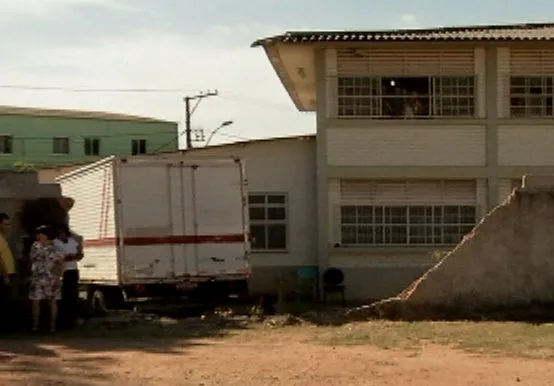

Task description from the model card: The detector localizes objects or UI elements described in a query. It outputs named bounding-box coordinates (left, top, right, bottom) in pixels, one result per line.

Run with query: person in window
left=29, top=225, right=64, bottom=332
left=54, top=224, right=83, bottom=329
left=411, top=91, right=426, bottom=116
left=403, top=98, right=415, bottom=117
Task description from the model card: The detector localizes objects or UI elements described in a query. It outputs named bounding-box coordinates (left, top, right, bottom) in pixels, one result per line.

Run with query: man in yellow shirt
left=0, top=213, right=15, bottom=282
left=0, top=213, right=15, bottom=332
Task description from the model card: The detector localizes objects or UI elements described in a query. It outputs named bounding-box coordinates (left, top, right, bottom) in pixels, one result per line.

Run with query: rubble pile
left=349, top=175, right=554, bottom=321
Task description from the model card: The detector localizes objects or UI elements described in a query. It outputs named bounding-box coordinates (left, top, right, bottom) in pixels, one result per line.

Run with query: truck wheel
left=91, top=289, right=108, bottom=313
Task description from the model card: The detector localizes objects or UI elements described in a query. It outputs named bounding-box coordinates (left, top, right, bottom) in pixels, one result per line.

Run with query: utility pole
left=184, top=90, right=218, bottom=149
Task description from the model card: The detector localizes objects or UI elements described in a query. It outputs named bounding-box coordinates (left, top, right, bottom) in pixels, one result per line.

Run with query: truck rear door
left=188, top=160, right=249, bottom=278
left=116, top=158, right=249, bottom=283
left=116, top=159, right=185, bottom=282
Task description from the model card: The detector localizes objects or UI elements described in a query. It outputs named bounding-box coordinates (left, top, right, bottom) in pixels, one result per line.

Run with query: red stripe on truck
left=84, top=234, right=246, bottom=247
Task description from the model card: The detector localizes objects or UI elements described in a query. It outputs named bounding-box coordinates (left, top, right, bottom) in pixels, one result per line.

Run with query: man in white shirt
left=54, top=224, right=83, bottom=329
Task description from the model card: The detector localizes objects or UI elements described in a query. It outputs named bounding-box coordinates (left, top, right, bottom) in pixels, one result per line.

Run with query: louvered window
left=338, top=180, right=477, bottom=246
left=337, top=76, right=475, bottom=118
left=509, top=76, right=554, bottom=117
left=333, top=49, right=476, bottom=119
left=508, top=50, right=554, bottom=118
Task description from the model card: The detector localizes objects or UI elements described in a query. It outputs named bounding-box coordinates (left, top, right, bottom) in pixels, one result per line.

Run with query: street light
left=205, top=120, right=234, bottom=146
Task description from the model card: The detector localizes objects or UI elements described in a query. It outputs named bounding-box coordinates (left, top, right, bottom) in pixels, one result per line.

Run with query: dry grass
left=62, top=316, right=554, bottom=360
left=316, top=321, right=554, bottom=359
left=10, top=311, right=554, bottom=361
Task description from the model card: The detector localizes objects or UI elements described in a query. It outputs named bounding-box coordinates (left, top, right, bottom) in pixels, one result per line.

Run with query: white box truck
left=55, top=155, right=251, bottom=310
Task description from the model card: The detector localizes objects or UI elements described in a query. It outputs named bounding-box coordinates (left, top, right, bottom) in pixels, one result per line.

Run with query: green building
left=0, top=105, right=178, bottom=169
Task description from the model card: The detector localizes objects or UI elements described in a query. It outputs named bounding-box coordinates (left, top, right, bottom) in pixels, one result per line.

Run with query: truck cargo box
left=56, top=155, right=250, bottom=306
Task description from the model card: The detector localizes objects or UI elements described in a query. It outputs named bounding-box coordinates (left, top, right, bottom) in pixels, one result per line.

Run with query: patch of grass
left=317, top=321, right=554, bottom=359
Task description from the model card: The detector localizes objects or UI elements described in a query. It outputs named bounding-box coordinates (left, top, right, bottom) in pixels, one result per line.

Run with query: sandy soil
left=1, top=330, right=554, bottom=386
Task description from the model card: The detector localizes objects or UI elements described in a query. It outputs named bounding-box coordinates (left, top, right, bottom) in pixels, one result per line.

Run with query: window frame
left=509, top=76, right=554, bottom=118
left=131, top=138, right=148, bottom=155
left=432, top=76, right=476, bottom=117
left=84, top=137, right=101, bottom=156
left=336, top=75, right=476, bottom=119
left=248, top=192, right=288, bottom=252
left=339, top=204, right=477, bottom=247
left=52, top=137, right=70, bottom=155
left=0, top=134, right=13, bottom=155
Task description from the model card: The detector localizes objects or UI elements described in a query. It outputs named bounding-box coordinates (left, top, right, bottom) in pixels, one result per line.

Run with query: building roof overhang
left=251, top=22, right=554, bottom=111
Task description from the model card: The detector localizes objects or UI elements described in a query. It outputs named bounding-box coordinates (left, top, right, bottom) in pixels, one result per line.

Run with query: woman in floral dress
left=29, top=225, right=64, bottom=332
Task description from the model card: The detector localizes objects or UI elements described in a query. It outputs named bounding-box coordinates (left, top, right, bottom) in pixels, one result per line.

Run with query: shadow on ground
left=0, top=305, right=251, bottom=385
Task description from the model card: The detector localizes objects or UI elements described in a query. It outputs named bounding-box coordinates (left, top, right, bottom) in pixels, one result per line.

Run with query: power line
left=207, top=130, right=249, bottom=142
left=0, top=83, right=303, bottom=112
left=0, top=84, right=196, bottom=93
left=219, top=93, right=297, bottom=111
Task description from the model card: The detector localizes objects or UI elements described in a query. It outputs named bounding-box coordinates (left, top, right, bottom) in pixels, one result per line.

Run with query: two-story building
left=0, top=105, right=178, bottom=169
left=252, top=22, right=554, bottom=301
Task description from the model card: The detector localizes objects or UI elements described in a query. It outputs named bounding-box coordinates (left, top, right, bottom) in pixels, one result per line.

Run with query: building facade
left=253, top=23, right=554, bottom=300
left=38, top=135, right=318, bottom=297
left=0, top=105, right=178, bottom=169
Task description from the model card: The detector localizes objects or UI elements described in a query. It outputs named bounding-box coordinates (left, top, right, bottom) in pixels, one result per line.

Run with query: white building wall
left=326, top=126, right=486, bottom=166
left=499, top=125, right=554, bottom=165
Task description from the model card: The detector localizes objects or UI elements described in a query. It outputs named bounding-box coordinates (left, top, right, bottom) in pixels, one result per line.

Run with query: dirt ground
left=2, top=322, right=554, bottom=386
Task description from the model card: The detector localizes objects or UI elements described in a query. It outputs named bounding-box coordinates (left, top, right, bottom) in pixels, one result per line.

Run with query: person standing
left=0, top=213, right=15, bottom=332
left=54, top=224, right=82, bottom=329
left=0, top=213, right=15, bottom=281
left=29, top=226, right=64, bottom=332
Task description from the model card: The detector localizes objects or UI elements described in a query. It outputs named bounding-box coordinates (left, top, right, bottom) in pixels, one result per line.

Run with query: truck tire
left=90, top=289, right=108, bottom=313
left=88, top=286, right=127, bottom=312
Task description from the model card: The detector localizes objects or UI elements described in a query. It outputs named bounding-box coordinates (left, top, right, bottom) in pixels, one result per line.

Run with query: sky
left=0, top=0, right=553, bottom=148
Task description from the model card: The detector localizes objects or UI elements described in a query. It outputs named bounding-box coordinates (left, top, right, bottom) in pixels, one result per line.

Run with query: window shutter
left=340, top=180, right=476, bottom=205
left=336, top=49, right=475, bottom=77
left=510, top=49, right=554, bottom=76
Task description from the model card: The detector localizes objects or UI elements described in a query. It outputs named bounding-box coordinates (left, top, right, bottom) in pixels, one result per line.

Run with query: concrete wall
left=0, top=113, right=177, bottom=168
